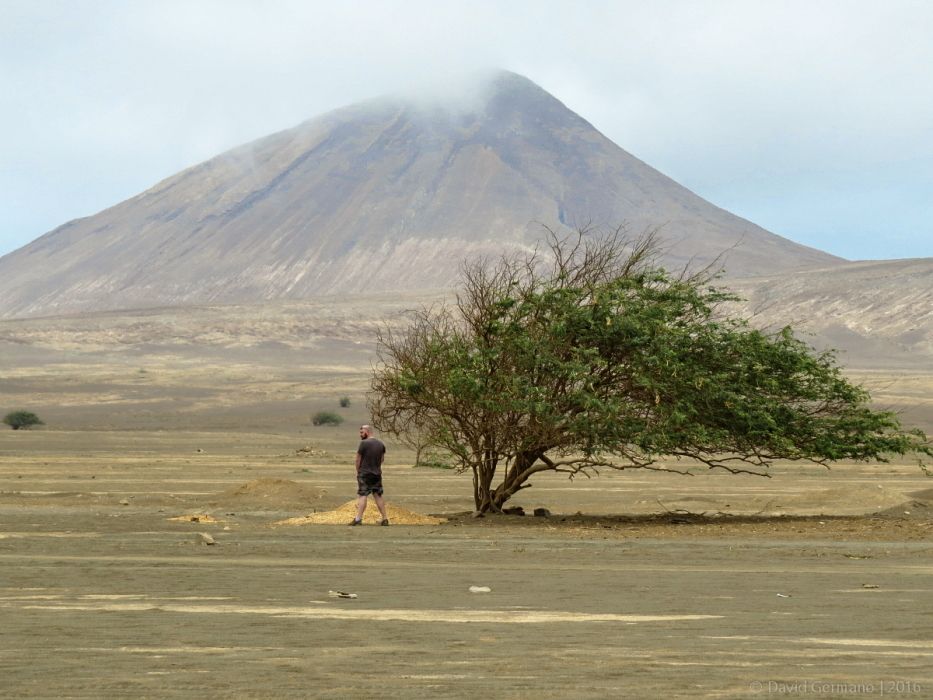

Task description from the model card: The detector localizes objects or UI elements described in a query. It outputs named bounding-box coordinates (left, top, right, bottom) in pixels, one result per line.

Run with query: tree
left=370, top=227, right=931, bottom=513
left=3, top=410, right=44, bottom=430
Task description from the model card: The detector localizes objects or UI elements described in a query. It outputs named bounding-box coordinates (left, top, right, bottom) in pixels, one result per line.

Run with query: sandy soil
left=1, top=313, right=931, bottom=698
left=1, top=428, right=931, bottom=699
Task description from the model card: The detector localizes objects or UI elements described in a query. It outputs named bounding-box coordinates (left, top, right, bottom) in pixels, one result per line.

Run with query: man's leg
left=373, top=492, right=388, bottom=521
left=355, top=495, right=368, bottom=521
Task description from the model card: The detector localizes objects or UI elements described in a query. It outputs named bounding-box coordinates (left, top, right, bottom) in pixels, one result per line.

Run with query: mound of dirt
left=275, top=500, right=445, bottom=526
left=209, top=478, right=326, bottom=509
left=875, top=488, right=933, bottom=520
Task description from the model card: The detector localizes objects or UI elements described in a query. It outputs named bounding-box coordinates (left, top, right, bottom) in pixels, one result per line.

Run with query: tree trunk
left=483, top=450, right=543, bottom=512
left=472, top=460, right=497, bottom=512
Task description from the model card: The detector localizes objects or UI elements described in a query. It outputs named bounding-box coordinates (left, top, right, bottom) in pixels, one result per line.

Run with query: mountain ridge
left=2, top=257, right=929, bottom=371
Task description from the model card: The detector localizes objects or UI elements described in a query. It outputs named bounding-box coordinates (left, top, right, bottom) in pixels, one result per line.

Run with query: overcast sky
left=2, top=0, right=931, bottom=261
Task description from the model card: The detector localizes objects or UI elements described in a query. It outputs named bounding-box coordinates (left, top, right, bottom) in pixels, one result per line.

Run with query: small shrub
left=3, top=410, right=44, bottom=430
left=339, top=396, right=351, bottom=408
left=416, top=449, right=455, bottom=469
left=312, top=411, right=344, bottom=426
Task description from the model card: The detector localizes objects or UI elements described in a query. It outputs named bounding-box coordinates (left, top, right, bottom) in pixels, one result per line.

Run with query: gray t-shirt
left=357, top=437, right=386, bottom=475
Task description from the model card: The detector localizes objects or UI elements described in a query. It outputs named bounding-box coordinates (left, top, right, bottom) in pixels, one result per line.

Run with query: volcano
left=0, top=71, right=841, bottom=318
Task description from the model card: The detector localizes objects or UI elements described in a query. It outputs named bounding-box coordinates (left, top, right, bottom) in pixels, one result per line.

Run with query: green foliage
left=339, top=396, right=351, bottom=408
left=416, top=449, right=456, bottom=469
left=311, top=410, right=344, bottom=427
left=3, top=410, right=44, bottom=430
left=370, top=227, right=931, bottom=513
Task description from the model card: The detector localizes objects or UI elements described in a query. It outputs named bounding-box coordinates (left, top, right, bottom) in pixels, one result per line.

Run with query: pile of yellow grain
left=275, top=500, right=445, bottom=526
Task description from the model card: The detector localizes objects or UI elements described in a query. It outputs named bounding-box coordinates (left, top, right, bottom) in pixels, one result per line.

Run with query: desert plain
left=1, top=295, right=932, bottom=699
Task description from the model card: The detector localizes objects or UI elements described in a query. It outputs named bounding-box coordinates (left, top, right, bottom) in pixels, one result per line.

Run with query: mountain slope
left=0, top=71, right=841, bottom=318
left=728, top=257, right=933, bottom=368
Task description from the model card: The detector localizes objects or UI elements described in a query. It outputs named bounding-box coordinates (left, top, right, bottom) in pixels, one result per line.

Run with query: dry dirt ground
left=1, top=306, right=932, bottom=699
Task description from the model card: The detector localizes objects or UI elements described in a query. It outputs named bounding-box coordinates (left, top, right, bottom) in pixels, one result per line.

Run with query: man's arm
left=356, top=447, right=362, bottom=474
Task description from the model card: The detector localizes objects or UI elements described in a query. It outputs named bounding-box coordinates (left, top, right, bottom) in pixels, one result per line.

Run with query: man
left=350, top=424, right=389, bottom=526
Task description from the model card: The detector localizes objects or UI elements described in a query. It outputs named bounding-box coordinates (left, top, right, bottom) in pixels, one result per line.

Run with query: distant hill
left=728, top=257, right=933, bottom=369
left=1, top=259, right=930, bottom=372
left=0, top=70, right=841, bottom=318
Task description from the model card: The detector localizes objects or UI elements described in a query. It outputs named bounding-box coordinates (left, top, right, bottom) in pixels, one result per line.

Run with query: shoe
left=380, top=519, right=389, bottom=526
left=349, top=518, right=362, bottom=526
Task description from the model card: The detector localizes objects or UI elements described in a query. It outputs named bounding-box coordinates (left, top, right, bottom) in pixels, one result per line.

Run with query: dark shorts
left=357, top=472, right=383, bottom=497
